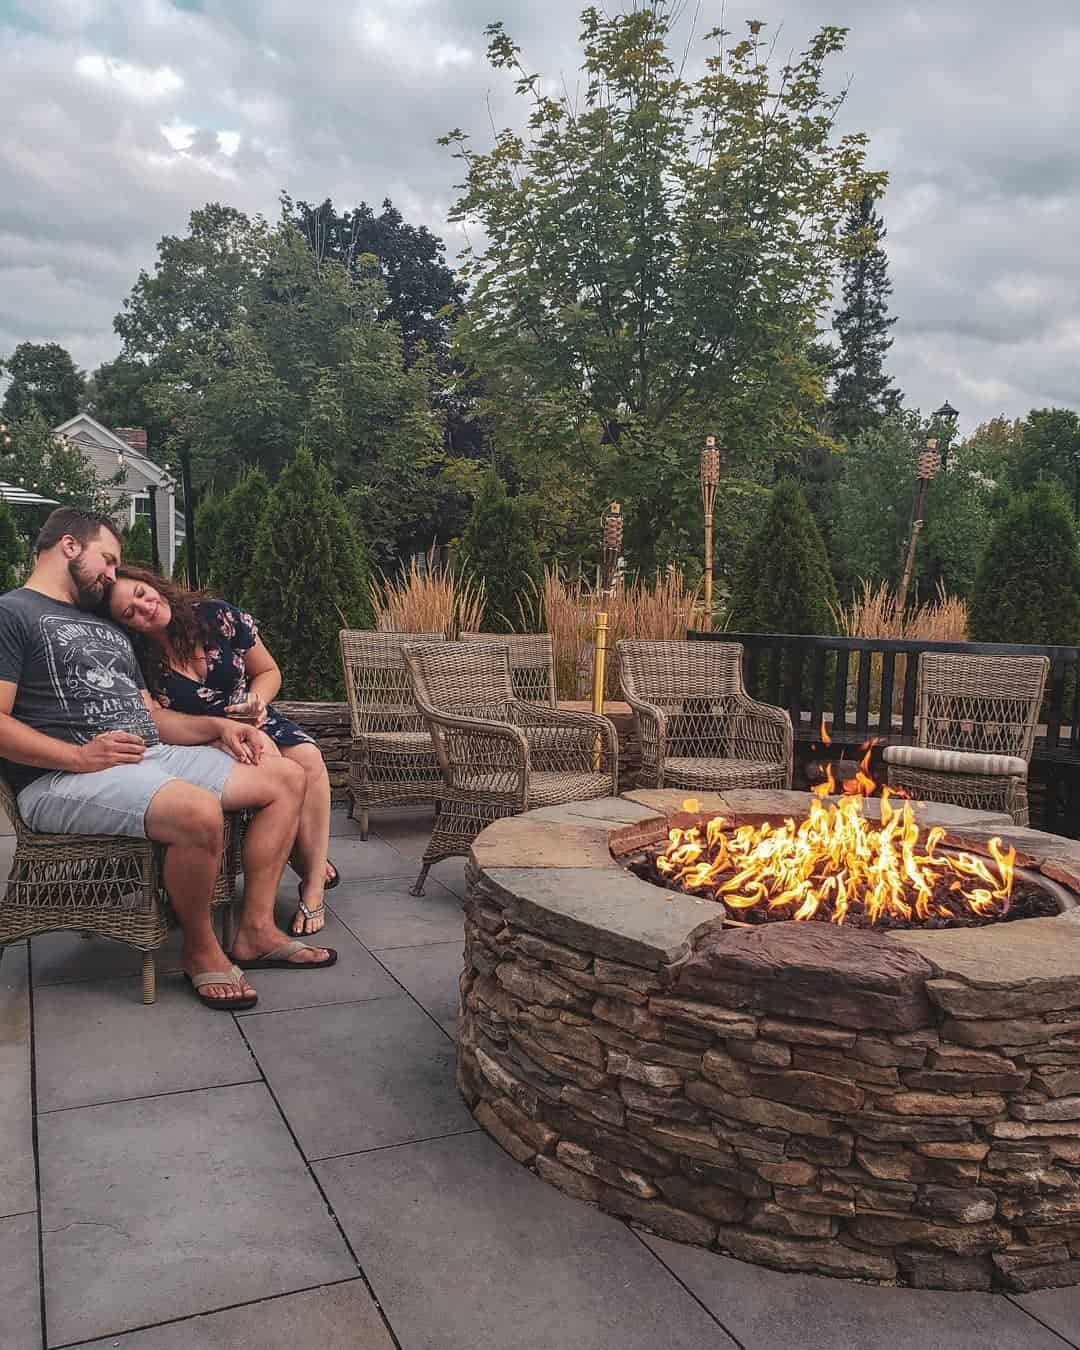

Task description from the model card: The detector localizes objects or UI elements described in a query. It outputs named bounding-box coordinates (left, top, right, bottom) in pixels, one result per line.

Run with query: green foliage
left=84, top=356, right=168, bottom=459
left=172, top=539, right=190, bottom=583
left=284, top=194, right=465, bottom=364
left=120, top=518, right=154, bottom=569
left=829, top=190, right=901, bottom=440
left=728, top=481, right=838, bottom=634
left=1006, top=408, right=1080, bottom=510
left=443, top=9, right=881, bottom=568
left=970, top=483, right=1080, bottom=645
left=0, top=499, right=25, bottom=592
left=1, top=409, right=120, bottom=512
left=200, top=468, right=270, bottom=604
left=1, top=342, right=84, bottom=425
left=248, top=446, right=372, bottom=699
left=459, top=472, right=543, bottom=631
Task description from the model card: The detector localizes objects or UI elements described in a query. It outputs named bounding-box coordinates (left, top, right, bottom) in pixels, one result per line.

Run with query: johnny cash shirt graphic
left=0, top=587, right=160, bottom=793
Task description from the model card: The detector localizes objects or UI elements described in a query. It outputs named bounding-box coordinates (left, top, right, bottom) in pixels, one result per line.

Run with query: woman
left=106, top=566, right=338, bottom=936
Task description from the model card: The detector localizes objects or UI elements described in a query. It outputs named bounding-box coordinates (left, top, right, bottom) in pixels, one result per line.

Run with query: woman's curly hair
left=106, top=565, right=218, bottom=697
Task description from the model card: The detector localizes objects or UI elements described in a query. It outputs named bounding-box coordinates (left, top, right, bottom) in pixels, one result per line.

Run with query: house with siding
left=51, top=414, right=183, bottom=574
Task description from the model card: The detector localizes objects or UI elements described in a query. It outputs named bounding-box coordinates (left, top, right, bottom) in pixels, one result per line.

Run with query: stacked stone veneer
left=457, top=789, right=1080, bottom=1292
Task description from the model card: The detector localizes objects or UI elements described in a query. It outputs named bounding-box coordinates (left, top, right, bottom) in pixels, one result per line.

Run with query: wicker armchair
left=339, top=630, right=446, bottom=839
left=883, top=652, right=1049, bottom=825
left=0, top=778, right=248, bottom=1004
left=402, top=641, right=618, bottom=895
left=618, top=640, right=793, bottom=792
left=459, top=633, right=557, bottom=705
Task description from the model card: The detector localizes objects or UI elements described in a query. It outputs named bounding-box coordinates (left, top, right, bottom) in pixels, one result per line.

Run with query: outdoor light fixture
left=700, top=435, right=720, bottom=631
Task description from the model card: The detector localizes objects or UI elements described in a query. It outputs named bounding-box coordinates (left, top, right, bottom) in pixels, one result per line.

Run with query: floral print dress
left=157, top=600, right=314, bottom=747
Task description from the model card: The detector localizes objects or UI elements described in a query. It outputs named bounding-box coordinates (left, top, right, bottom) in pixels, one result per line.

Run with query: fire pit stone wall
left=458, top=789, right=1080, bottom=1293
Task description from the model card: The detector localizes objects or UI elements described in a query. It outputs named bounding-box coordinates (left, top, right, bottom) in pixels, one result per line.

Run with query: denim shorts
left=17, top=744, right=236, bottom=839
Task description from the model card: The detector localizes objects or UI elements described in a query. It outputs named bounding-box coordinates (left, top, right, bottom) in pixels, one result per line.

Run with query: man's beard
left=68, top=557, right=106, bottom=610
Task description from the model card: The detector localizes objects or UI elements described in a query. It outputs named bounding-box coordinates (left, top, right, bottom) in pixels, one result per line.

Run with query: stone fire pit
left=457, top=789, right=1080, bottom=1293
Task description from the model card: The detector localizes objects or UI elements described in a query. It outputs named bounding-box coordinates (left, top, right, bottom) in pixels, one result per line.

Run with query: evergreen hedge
left=202, top=468, right=270, bottom=605
left=249, top=447, right=372, bottom=699
left=459, top=471, right=542, bottom=632
left=970, top=482, right=1080, bottom=645
left=727, top=480, right=838, bottom=634
left=120, top=518, right=154, bottom=569
left=0, top=500, right=22, bottom=592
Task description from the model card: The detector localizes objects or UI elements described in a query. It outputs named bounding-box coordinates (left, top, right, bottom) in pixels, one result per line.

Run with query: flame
left=657, top=792, right=1016, bottom=926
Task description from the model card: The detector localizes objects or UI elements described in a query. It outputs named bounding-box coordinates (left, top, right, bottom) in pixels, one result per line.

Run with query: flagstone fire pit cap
left=468, top=788, right=1080, bottom=980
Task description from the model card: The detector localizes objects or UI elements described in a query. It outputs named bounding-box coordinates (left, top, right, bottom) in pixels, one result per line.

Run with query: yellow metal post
left=591, top=611, right=608, bottom=769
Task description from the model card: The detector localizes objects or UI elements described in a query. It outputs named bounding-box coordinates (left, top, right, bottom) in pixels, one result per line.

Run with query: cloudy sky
left=1, top=0, right=1077, bottom=432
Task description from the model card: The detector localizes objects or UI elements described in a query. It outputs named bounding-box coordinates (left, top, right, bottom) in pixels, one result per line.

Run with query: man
left=0, top=507, right=334, bottom=1010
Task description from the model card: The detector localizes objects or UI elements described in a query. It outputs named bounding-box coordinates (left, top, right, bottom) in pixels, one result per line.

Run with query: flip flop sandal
left=184, top=964, right=258, bottom=1011
left=228, top=939, right=338, bottom=971
left=293, top=896, right=326, bottom=931
left=325, top=859, right=341, bottom=890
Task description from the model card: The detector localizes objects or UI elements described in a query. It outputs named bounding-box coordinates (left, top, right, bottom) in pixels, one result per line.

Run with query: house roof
left=52, top=413, right=171, bottom=489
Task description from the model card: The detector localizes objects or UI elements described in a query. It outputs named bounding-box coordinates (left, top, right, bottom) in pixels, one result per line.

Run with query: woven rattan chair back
left=403, top=641, right=516, bottom=722
left=339, top=630, right=445, bottom=737
left=917, top=653, right=1050, bottom=758
left=459, top=632, right=557, bottom=705
left=619, top=640, right=747, bottom=709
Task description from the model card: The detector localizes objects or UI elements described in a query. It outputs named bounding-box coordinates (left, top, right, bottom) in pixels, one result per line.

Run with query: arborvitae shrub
left=249, top=446, right=372, bottom=699
left=120, top=518, right=154, bottom=569
left=204, top=468, right=270, bottom=605
left=728, top=480, right=838, bottom=634
left=459, top=471, right=542, bottom=631
left=970, top=482, right=1080, bottom=645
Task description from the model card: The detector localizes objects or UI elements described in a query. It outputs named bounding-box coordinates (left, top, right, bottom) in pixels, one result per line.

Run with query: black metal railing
left=688, top=630, right=1080, bottom=764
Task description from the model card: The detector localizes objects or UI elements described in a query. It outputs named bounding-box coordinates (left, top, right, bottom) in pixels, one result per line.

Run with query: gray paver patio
left=4, top=805, right=1080, bottom=1350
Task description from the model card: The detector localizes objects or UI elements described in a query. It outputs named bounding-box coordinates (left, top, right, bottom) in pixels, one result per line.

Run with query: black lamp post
left=932, top=401, right=960, bottom=471
left=177, top=448, right=198, bottom=589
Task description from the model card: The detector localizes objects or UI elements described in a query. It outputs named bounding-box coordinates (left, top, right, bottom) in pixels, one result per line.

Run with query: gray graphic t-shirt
left=0, top=587, right=160, bottom=793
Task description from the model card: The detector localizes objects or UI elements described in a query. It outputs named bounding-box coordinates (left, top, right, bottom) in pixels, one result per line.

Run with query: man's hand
left=223, top=693, right=268, bottom=727
left=72, top=732, right=146, bottom=772
left=216, top=720, right=265, bottom=765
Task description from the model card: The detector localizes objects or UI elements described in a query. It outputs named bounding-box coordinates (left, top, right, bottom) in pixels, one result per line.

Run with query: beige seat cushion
left=882, top=746, right=1027, bottom=777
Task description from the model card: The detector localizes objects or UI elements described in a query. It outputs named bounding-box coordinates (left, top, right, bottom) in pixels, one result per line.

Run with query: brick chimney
left=114, top=427, right=148, bottom=455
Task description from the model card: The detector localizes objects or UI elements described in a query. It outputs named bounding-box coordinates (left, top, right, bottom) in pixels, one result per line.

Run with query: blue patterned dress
left=156, top=600, right=314, bottom=747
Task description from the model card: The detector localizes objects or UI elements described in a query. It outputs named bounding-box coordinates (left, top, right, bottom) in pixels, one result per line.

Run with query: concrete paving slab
left=241, top=995, right=474, bottom=1160
left=34, top=975, right=259, bottom=1113
left=67, top=1281, right=396, bottom=1350
left=0, top=1212, right=40, bottom=1350
left=31, top=929, right=183, bottom=987
left=641, top=1235, right=1073, bottom=1350
left=231, top=909, right=399, bottom=1016
left=374, top=940, right=462, bottom=1033
left=39, top=1082, right=356, bottom=1346
left=326, top=836, right=416, bottom=883
left=316, top=1130, right=736, bottom=1350
left=0, top=944, right=35, bottom=1218
left=329, top=874, right=464, bottom=950
left=1016, top=1288, right=1080, bottom=1346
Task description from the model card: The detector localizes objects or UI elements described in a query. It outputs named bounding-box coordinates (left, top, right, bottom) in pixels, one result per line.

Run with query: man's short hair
left=34, top=507, right=121, bottom=557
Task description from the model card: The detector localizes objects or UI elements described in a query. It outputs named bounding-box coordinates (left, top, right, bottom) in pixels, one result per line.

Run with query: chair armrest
left=726, top=696, right=794, bottom=767
left=419, top=707, right=530, bottom=805
left=617, top=692, right=667, bottom=783
left=509, top=702, right=618, bottom=779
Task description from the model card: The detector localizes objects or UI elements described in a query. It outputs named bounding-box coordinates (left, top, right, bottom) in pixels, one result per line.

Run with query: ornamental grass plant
left=369, top=546, right=486, bottom=639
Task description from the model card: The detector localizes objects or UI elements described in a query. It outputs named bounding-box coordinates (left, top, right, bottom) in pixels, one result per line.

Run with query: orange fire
left=657, top=793, right=1016, bottom=927
left=812, top=720, right=887, bottom=799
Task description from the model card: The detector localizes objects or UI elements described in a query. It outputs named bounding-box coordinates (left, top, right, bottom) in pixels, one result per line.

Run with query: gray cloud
left=1, top=0, right=1077, bottom=432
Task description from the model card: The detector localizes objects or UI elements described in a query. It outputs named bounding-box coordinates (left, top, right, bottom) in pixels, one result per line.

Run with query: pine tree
left=458, top=471, right=542, bottom=631
left=970, top=483, right=1080, bottom=645
left=200, top=468, right=270, bottom=604
left=829, top=190, right=901, bottom=442
left=248, top=446, right=372, bottom=699
left=120, top=518, right=154, bottom=568
left=728, top=481, right=838, bottom=634
left=0, top=499, right=24, bottom=592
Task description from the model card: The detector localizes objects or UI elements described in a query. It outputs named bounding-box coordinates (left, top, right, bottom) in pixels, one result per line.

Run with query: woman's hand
left=215, top=720, right=265, bottom=765
left=223, top=693, right=268, bottom=727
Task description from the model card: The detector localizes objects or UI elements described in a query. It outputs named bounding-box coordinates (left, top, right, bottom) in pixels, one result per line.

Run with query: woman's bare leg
left=280, top=741, right=332, bottom=935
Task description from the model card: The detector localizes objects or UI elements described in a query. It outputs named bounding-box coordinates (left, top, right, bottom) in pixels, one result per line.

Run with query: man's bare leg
left=144, top=780, right=254, bottom=1003
left=220, top=757, right=331, bottom=965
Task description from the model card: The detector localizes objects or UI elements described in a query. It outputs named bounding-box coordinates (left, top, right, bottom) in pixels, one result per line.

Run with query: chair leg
left=410, top=863, right=432, bottom=897
left=142, top=951, right=156, bottom=1005
left=359, top=807, right=369, bottom=842
left=221, top=903, right=237, bottom=952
